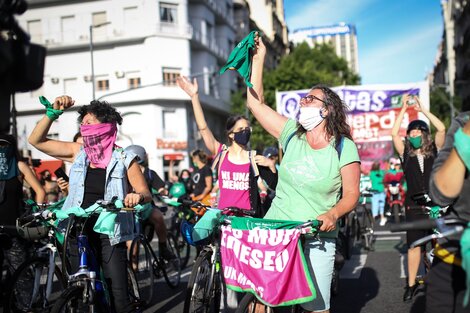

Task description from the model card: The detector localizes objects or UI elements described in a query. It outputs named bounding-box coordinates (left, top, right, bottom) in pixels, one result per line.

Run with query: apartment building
left=289, top=23, right=360, bottom=74
left=15, top=0, right=237, bottom=177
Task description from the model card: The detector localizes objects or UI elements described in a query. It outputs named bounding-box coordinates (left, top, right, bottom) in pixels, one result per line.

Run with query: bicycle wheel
left=160, top=232, right=181, bottom=288
left=6, top=256, right=66, bottom=313
left=129, top=236, right=155, bottom=306
left=392, top=203, right=401, bottom=224
left=236, top=293, right=270, bottom=313
left=50, top=285, right=106, bottom=313
left=127, top=264, right=141, bottom=303
left=183, top=249, right=220, bottom=313
left=361, top=207, right=374, bottom=250
left=174, top=230, right=191, bottom=268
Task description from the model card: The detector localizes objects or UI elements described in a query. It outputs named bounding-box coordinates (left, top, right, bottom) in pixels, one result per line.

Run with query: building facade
left=432, top=0, right=470, bottom=112
left=233, top=0, right=289, bottom=71
left=15, top=0, right=238, bottom=178
left=289, top=23, right=360, bottom=74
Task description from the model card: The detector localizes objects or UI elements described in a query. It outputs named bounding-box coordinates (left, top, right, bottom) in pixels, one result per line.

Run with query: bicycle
left=182, top=200, right=257, bottom=313
left=343, top=190, right=376, bottom=253
left=49, top=198, right=141, bottom=313
left=129, top=210, right=182, bottom=306
left=390, top=215, right=466, bottom=294
left=232, top=219, right=323, bottom=313
left=5, top=201, right=68, bottom=313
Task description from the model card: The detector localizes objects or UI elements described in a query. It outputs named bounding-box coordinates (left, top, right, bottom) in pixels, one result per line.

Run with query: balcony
left=38, top=22, right=192, bottom=52
left=190, top=0, right=235, bottom=29
left=190, top=28, right=229, bottom=63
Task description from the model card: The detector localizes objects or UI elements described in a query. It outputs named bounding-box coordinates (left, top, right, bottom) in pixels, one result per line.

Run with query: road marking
left=340, top=254, right=368, bottom=279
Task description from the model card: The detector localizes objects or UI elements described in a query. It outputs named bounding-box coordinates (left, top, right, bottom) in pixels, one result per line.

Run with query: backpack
left=211, top=144, right=259, bottom=178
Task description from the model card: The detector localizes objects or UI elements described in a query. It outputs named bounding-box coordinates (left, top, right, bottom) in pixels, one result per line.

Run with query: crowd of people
left=0, top=33, right=469, bottom=313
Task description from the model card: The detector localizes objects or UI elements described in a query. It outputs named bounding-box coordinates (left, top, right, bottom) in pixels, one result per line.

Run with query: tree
left=429, top=87, right=461, bottom=131
left=231, top=42, right=361, bottom=151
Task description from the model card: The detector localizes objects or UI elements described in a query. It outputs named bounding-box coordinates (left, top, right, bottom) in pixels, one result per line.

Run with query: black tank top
left=0, top=177, right=24, bottom=226
left=402, top=145, right=436, bottom=207
left=81, top=167, right=106, bottom=209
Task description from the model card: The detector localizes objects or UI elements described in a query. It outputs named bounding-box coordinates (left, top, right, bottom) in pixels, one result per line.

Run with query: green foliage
left=230, top=42, right=361, bottom=151
left=429, top=87, right=462, bottom=131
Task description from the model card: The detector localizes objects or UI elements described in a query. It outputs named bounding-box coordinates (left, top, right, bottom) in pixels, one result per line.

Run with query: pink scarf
left=80, top=123, right=117, bottom=169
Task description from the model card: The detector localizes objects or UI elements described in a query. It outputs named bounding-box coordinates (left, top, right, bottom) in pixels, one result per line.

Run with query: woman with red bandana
left=29, top=95, right=151, bottom=312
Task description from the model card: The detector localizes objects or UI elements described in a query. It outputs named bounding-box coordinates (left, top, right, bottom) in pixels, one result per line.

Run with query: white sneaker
left=380, top=218, right=387, bottom=226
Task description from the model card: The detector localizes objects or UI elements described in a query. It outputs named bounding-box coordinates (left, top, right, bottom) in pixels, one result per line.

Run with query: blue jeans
left=371, top=192, right=386, bottom=217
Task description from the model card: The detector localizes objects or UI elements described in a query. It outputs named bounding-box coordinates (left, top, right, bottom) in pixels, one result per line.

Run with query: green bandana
left=39, top=96, right=64, bottom=121
left=219, top=31, right=258, bottom=87
left=409, top=136, right=422, bottom=149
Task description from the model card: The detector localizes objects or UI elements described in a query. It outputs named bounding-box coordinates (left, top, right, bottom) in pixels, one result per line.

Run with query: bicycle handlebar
left=390, top=217, right=467, bottom=232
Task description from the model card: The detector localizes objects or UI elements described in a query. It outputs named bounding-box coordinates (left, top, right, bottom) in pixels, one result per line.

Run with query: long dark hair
left=296, top=84, right=352, bottom=144
left=225, top=115, right=250, bottom=145
left=405, top=132, right=434, bottom=158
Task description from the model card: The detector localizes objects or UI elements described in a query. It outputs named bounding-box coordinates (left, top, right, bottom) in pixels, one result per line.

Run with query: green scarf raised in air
left=219, top=31, right=259, bottom=87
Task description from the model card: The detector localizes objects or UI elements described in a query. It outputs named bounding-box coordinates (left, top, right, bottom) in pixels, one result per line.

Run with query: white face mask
left=298, top=107, right=324, bottom=131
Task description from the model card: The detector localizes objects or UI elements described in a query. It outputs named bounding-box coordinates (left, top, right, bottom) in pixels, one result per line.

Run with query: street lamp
left=89, top=21, right=111, bottom=100
left=433, top=83, right=455, bottom=117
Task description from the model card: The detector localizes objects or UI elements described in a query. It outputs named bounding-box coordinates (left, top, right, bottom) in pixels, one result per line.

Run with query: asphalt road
left=144, top=216, right=427, bottom=313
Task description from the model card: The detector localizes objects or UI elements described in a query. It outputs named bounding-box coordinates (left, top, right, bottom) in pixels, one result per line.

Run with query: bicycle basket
left=180, top=221, right=209, bottom=246
left=16, top=219, right=49, bottom=241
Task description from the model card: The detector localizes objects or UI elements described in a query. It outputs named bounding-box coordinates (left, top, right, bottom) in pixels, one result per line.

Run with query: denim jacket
left=63, top=147, right=137, bottom=245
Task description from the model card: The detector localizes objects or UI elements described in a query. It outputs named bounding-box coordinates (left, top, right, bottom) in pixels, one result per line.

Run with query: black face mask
left=233, top=129, right=251, bottom=146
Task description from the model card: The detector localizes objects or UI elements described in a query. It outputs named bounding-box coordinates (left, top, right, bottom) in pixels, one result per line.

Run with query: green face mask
left=409, top=136, right=422, bottom=149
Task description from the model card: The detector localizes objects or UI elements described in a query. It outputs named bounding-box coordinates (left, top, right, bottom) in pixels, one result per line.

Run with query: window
left=61, top=16, right=75, bottom=42
left=162, top=68, right=180, bottom=86
left=128, top=77, right=141, bottom=89
left=160, top=3, right=177, bottom=23
left=162, top=110, right=178, bottom=138
left=92, top=12, right=108, bottom=38
left=27, top=20, right=42, bottom=43
left=96, top=79, right=109, bottom=91
left=63, top=78, right=78, bottom=95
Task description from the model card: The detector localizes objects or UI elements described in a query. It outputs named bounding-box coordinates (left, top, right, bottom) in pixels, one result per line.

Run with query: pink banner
left=220, top=226, right=316, bottom=306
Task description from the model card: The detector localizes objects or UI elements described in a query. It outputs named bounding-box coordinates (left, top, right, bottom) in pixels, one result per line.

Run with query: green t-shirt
left=264, top=119, right=360, bottom=238
left=369, top=170, right=385, bottom=192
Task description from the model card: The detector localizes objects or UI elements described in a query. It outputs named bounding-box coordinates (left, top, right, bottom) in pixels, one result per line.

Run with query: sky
left=283, top=0, right=444, bottom=85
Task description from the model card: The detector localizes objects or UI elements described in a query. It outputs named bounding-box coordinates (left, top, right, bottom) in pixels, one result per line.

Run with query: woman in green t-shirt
left=247, top=35, right=360, bottom=313
left=369, top=161, right=387, bottom=226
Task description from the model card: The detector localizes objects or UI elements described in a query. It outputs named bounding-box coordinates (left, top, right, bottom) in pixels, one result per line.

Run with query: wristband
left=454, top=127, right=470, bottom=171
left=39, top=96, right=63, bottom=121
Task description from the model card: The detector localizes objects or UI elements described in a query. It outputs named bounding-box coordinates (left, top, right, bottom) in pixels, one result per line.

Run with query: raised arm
left=18, top=161, right=46, bottom=203
left=177, top=77, right=220, bottom=155
left=413, top=96, right=446, bottom=149
left=28, top=95, right=81, bottom=163
left=247, top=35, right=287, bottom=139
left=391, top=95, right=410, bottom=156
left=431, top=117, right=469, bottom=199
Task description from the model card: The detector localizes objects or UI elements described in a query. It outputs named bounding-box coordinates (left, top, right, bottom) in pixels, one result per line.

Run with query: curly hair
left=405, top=131, right=434, bottom=158
left=296, top=84, right=352, bottom=143
left=77, top=100, right=122, bottom=125
left=225, top=115, right=250, bottom=144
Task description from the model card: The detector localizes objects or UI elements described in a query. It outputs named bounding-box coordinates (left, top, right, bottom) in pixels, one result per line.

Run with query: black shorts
left=405, top=206, right=431, bottom=247
left=425, top=257, right=470, bottom=313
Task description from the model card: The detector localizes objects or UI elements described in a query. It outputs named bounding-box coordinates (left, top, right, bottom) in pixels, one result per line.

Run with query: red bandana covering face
left=80, top=123, right=117, bottom=169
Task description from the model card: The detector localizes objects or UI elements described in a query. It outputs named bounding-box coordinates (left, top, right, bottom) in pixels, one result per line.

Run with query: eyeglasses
left=300, top=95, right=326, bottom=105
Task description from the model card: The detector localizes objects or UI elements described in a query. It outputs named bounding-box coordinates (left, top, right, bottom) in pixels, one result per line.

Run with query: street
left=143, top=219, right=425, bottom=313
